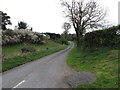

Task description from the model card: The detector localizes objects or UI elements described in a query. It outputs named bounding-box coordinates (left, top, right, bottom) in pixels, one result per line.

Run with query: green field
left=2, top=40, right=68, bottom=72
left=2, top=40, right=60, bottom=59
left=67, top=44, right=118, bottom=88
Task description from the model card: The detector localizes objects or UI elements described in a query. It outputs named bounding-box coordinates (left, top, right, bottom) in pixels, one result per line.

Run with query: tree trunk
left=75, top=27, right=83, bottom=47
left=75, top=29, right=81, bottom=47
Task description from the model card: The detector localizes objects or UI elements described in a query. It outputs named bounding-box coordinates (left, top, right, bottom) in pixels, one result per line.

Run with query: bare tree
left=61, top=0, right=107, bottom=46
left=62, top=22, right=71, bottom=39
left=63, top=22, right=71, bottom=31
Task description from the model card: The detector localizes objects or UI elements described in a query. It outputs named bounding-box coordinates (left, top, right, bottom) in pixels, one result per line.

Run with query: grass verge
left=67, top=44, right=118, bottom=88
left=2, top=40, right=60, bottom=59
left=2, top=45, right=68, bottom=72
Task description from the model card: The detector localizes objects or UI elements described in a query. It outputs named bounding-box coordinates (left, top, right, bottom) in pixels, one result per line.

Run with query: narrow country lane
left=2, top=42, right=74, bottom=88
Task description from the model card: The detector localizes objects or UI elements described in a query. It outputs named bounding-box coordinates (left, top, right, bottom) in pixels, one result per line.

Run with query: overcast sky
left=0, top=0, right=119, bottom=34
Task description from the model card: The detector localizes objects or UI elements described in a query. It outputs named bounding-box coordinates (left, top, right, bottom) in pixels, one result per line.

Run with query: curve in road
left=2, top=42, right=74, bottom=88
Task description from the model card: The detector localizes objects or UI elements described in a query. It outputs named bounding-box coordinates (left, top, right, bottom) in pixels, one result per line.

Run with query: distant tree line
left=43, top=33, right=61, bottom=40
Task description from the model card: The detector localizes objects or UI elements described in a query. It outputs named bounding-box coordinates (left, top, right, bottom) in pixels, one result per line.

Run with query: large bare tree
left=61, top=0, right=107, bottom=46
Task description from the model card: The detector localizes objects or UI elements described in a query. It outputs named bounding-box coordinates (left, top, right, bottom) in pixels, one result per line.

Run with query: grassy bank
left=3, top=40, right=60, bottom=59
left=2, top=40, right=69, bottom=72
left=2, top=45, right=68, bottom=72
left=67, top=44, right=118, bottom=88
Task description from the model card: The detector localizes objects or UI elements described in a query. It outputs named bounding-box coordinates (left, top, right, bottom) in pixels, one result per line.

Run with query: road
left=2, top=42, right=74, bottom=88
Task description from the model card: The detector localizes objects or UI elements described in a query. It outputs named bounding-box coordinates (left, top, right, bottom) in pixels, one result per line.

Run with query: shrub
left=83, top=25, right=120, bottom=49
left=57, top=37, right=68, bottom=45
left=2, top=29, right=46, bottom=46
left=5, top=29, right=14, bottom=36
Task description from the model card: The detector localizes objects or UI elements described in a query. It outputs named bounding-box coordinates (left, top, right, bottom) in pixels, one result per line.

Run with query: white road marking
left=13, top=80, right=25, bottom=88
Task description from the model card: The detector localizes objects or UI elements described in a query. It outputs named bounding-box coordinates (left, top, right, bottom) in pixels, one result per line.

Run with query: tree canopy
left=0, top=11, right=12, bottom=30
left=18, top=21, right=28, bottom=29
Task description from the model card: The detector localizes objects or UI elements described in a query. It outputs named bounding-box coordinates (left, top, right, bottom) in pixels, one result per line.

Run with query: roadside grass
left=2, top=45, right=68, bottom=72
left=67, top=44, right=118, bottom=88
left=2, top=40, right=60, bottom=59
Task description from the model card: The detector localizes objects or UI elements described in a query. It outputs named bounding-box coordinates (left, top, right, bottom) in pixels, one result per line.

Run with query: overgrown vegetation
left=67, top=43, right=118, bottom=88
left=67, top=25, right=119, bottom=88
left=57, top=37, right=69, bottom=45
left=2, top=29, right=47, bottom=46
left=82, top=25, right=120, bottom=49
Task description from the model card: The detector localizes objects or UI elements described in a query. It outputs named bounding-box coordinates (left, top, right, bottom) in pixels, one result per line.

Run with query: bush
left=5, top=29, right=14, bottom=36
left=83, top=25, right=120, bottom=49
left=57, top=37, right=68, bottom=45
left=2, top=29, right=46, bottom=46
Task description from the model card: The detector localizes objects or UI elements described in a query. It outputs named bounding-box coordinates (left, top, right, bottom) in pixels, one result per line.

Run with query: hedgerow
left=82, top=25, right=120, bottom=49
left=2, top=29, right=48, bottom=46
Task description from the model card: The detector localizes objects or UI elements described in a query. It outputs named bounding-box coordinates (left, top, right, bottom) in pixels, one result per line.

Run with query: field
left=2, top=40, right=60, bottom=59
left=2, top=40, right=68, bottom=72
left=67, top=44, right=118, bottom=88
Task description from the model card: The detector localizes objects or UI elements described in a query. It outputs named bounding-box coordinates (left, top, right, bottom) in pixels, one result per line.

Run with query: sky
left=0, top=0, right=119, bottom=34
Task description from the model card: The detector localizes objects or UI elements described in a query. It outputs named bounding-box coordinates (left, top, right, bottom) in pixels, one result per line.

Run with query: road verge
left=2, top=45, right=68, bottom=72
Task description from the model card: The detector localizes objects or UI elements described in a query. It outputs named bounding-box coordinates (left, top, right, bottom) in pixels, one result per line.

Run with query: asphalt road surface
left=2, top=42, right=74, bottom=88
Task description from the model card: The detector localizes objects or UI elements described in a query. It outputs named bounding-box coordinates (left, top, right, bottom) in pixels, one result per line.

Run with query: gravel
left=64, top=71, right=96, bottom=86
